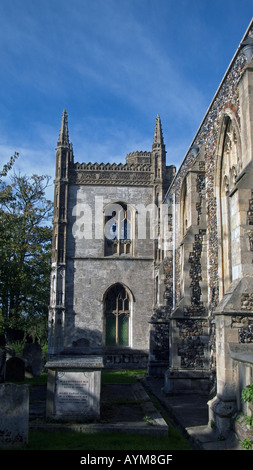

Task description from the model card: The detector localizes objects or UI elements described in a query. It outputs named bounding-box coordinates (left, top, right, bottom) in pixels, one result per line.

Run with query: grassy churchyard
left=19, top=370, right=192, bottom=451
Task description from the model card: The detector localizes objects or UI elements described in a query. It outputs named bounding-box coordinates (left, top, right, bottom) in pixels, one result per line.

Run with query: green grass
left=20, top=369, right=143, bottom=386
left=18, top=372, right=48, bottom=386
left=25, top=428, right=192, bottom=450
left=101, top=369, right=146, bottom=383
left=18, top=369, right=192, bottom=450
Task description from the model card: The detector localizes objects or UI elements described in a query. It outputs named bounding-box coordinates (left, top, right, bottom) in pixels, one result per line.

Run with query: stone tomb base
left=46, top=355, right=103, bottom=423
left=163, top=369, right=213, bottom=395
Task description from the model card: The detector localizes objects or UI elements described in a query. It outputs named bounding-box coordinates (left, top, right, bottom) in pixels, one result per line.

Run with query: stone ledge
left=45, top=355, right=104, bottom=370
left=229, top=343, right=253, bottom=365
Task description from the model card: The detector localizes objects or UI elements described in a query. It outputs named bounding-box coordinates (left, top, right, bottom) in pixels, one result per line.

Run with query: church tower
left=47, top=111, right=175, bottom=364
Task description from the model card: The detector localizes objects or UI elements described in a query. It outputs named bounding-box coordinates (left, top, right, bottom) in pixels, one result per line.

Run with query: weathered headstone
left=23, top=342, right=42, bottom=377
left=0, top=383, right=29, bottom=448
left=0, top=348, right=6, bottom=383
left=0, top=334, right=5, bottom=348
left=46, top=355, right=103, bottom=422
left=5, top=356, right=25, bottom=382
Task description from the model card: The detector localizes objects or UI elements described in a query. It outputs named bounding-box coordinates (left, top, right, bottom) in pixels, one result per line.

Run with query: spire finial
left=153, top=114, right=164, bottom=148
left=58, top=109, right=69, bottom=146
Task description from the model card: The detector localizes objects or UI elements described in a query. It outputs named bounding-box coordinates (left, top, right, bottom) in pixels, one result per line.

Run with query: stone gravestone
left=0, top=334, right=5, bottom=348
left=23, top=342, right=42, bottom=377
left=5, top=356, right=25, bottom=382
left=0, top=348, right=6, bottom=383
left=0, top=383, right=29, bottom=448
left=46, top=355, right=103, bottom=422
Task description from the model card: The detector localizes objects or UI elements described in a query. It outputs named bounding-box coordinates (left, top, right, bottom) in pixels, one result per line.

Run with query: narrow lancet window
left=104, top=284, right=130, bottom=347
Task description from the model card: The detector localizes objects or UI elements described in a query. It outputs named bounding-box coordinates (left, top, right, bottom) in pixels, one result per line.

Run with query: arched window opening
left=181, top=178, right=188, bottom=238
left=104, top=202, right=133, bottom=256
left=216, top=113, right=242, bottom=298
left=104, top=284, right=130, bottom=347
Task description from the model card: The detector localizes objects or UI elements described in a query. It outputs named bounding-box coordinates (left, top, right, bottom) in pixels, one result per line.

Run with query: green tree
left=0, top=167, right=53, bottom=344
left=0, top=152, right=19, bottom=179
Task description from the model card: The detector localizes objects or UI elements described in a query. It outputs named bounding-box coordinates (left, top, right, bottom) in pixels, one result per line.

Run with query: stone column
left=208, top=312, right=238, bottom=438
left=209, top=278, right=253, bottom=437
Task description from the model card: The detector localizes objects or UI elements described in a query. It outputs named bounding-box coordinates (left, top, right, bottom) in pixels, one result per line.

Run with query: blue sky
left=0, top=0, right=252, bottom=200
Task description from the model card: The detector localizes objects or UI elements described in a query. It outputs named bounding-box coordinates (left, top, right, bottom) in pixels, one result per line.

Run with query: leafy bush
left=242, top=383, right=253, bottom=404
left=240, top=382, right=253, bottom=450
left=241, top=437, right=252, bottom=450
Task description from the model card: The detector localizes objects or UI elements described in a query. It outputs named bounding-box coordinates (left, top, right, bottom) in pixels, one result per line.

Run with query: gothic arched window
left=104, top=284, right=130, bottom=347
left=104, top=202, right=132, bottom=256
left=216, top=113, right=242, bottom=298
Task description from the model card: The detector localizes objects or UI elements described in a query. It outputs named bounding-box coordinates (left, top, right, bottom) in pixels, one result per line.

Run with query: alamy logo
left=72, top=197, right=176, bottom=249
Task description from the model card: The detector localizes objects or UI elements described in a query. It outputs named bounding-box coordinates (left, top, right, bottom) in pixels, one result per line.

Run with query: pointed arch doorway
left=103, top=283, right=132, bottom=347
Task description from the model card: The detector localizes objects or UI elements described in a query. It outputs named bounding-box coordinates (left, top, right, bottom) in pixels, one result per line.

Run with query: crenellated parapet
left=126, top=151, right=152, bottom=165
left=69, top=159, right=153, bottom=186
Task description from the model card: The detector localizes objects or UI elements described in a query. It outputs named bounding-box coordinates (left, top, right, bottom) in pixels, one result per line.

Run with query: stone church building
left=47, top=20, right=253, bottom=435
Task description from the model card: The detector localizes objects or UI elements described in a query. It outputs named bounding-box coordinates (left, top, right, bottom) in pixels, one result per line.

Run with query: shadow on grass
left=22, top=369, right=192, bottom=450
left=26, top=428, right=192, bottom=451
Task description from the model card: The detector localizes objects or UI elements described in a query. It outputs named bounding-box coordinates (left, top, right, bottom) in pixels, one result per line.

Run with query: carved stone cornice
left=69, top=162, right=153, bottom=186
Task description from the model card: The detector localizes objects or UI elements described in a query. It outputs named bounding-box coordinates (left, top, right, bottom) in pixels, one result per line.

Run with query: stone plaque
left=55, top=371, right=90, bottom=415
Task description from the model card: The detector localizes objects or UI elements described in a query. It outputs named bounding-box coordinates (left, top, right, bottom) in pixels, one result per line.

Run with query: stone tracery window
left=104, top=284, right=130, bottom=347
left=217, top=113, right=242, bottom=297
left=104, top=202, right=132, bottom=256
